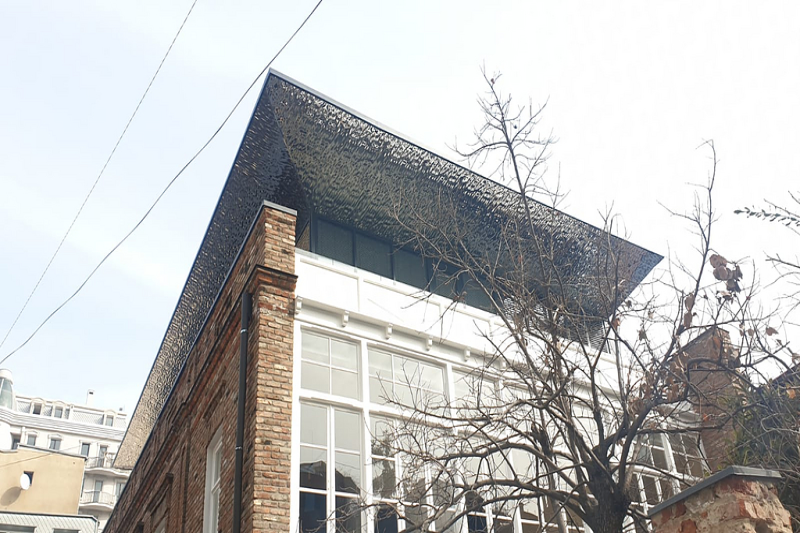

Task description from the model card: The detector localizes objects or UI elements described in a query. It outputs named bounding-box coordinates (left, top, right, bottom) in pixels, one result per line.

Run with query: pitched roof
left=116, top=70, right=662, bottom=468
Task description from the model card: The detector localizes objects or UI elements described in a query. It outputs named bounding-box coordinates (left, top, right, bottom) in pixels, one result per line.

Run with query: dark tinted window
left=318, top=220, right=353, bottom=265
left=355, top=234, right=392, bottom=278
left=432, top=261, right=459, bottom=299
left=394, top=248, right=428, bottom=288
left=300, top=492, right=327, bottom=533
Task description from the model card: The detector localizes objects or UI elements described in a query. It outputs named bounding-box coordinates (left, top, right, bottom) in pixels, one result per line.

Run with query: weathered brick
left=104, top=204, right=296, bottom=533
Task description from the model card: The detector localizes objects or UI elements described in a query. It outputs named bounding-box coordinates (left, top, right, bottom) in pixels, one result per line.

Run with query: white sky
left=0, top=1, right=798, bottom=413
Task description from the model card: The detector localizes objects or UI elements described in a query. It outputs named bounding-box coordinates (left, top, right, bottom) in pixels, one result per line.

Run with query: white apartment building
left=0, top=369, right=129, bottom=531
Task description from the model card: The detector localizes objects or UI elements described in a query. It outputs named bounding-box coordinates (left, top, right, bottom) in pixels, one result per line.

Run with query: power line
left=0, top=0, right=326, bottom=365
left=0, top=0, right=200, bottom=352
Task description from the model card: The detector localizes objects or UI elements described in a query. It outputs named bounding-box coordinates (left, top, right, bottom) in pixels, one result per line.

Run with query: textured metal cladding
left=116, top=81, right=301, bottom=468
left=117, top=72, right=662, bottom=467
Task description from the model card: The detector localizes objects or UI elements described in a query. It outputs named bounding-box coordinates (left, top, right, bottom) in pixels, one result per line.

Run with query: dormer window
left=104, top=414, right=114, bottom=427
left=32, top=402, right=42, bottom=415
left=54, top=406, right=64, bottom=418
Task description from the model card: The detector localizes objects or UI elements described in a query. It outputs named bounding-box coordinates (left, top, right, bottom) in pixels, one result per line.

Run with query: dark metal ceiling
left=116, top=71, right=662, bottom=468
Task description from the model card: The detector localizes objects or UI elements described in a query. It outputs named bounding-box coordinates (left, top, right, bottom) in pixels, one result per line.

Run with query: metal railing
left=85, top=454, right=115, bottom=469
left=80, top=490, right=116, bottom=506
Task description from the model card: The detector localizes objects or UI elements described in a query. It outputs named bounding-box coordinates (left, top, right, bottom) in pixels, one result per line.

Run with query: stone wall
left=103, top=202, right=296, bottom=533
left=650, top=466, right=791, bottom=533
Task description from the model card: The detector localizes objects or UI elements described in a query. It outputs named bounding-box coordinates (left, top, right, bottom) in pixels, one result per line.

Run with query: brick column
left=246, top=202, right=297, bottom=533
left=684, top=327, right=743, bottom=471
left=649, top=466, right=791, bottom=533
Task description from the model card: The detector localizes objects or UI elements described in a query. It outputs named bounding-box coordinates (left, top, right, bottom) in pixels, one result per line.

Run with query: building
left=0, top=511, right=98, bottom=533
left=104, top=71, right=671, bottom=533
left=0, top=445, right=84, bottom=514
left=0, top=371, right=129, bottom=531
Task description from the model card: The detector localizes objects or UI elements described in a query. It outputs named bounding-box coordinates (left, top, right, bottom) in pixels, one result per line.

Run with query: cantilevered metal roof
left=116, top=71, right=662, bottom=468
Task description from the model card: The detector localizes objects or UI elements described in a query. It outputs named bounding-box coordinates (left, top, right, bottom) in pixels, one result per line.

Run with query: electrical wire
left=0, top=0, right=200, bottom=352
left=0, top=0, right=326, bottom=365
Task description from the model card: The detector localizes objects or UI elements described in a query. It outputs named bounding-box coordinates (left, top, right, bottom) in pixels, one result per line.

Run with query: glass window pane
left=372, top=459, right=396, bottom=499
left=689, top=458, right=704, bottom=478
left=369, top=376, right=389, bottom=404
left=393, top=249, right=427, bottom=289
left=300, top=446, right=327, bottom=490
left=683, top=434, right=701, bottom=456
left=668, top=433, right=684, bottom=454
left=317, top=220, right=354, bottom=266
left=433, top=262, right=459, bottom=299
left=302, top=362, right=331, bottom=394
left=371, top=417, right=393, bottom=456
left=462, top=277, right=493, bottom=312
left=659, top=479, right=674, bottom=500
left=394, top=356, right=419, bottom=384
left=335, top=410, right=361, bottom=452
left=336, top=497, right=361, bottom=533
left=301, top=404, right=328, bottom=446
left=467, top=515, right=487, bottom=533
left=369, top=351, right=393, bottom=378
left=332, top=369, right=360, bottom=400
left=494, top=518, right=514, bottom=533
left=394, top=383, right=413, bottom=407
left=642, top=475, right=659, bottom=505
left=652, top=447, right=668, bottom=470
left=375, top=505, right=398, bottom=533
left=404, top=504, right=429, bottom=532
left=303, top=333, right=329, bottom=364
left=335, top=451, right=361, bottom=493
left=439, top=510, right=462, bottom=533
left=355, top=233, right=392, bottom=278
left=331, top=339, right=358, bottom=371
left=419, top=363, right=444, bottom=392
left=300, top=492, right=327, bottom=533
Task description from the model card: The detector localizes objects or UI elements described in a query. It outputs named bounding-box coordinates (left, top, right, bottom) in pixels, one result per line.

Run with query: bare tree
left=354, top=71, right=783, bottom=533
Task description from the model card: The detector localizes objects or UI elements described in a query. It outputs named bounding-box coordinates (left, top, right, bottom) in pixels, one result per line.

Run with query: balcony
left=85, top=454, right=115, bottom=469
left=79, top=490, right=117, bottom=510
left=84, top=454, right=130, bottom=478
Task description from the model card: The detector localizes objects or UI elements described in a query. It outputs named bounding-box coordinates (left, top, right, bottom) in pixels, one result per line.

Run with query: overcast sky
left=0, top=1, right=798, bottom=413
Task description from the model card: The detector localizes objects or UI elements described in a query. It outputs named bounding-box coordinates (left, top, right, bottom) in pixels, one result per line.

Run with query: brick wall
left=651, top=467, right=791, bottom=533
left=684, top=328, right=744, bottom=472
left=104, top=202, right=297, bottom=533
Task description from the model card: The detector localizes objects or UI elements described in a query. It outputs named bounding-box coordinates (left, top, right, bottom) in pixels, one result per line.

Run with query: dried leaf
left=683, top=311, right=693, bottom=329
left=612, top=317, right=621, bottom=330
left=766, top=326, right=779, bottom=336
left=684, top=294, right=695, bottom=312
left=787, top=388, right=797, bottom=400
left=709, top=254, right=728, bottom=268
left=713, top=265, right=731, bottom=281
left=733, top=264, right=743, bottom=280
left=625, top=300, right=632, bottom=309
left=638, top=329, right=647, bottom=341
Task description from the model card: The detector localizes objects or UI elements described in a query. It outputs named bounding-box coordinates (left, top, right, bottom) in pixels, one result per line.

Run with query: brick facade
left=104, top=203, right=297, bottom=533
left=684, top=328, right=743, bottom=472
left=651, top=468, right=792, bottom=533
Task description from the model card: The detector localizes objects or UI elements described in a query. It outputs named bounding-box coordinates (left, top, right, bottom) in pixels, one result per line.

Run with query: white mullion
left=361, top=338, right=375, bottom=533
left=328, top=406, right=336, bottom=533
left=659, top=434, right=680, bottom=495
left=445, top=361, right=456, bottom=410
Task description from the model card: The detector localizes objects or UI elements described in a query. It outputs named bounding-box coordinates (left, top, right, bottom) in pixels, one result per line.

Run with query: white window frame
left=203, top=428, right=223, bottom=533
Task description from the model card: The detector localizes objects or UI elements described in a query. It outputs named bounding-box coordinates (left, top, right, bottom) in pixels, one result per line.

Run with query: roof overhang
left=115, top=70, right=662, bottom=468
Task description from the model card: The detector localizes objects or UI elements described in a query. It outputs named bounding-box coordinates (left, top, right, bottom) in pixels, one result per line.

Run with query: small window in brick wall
left=203, top=429, right=223, bottom=533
